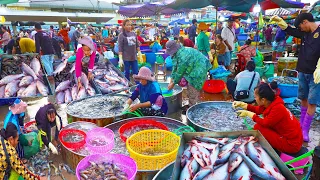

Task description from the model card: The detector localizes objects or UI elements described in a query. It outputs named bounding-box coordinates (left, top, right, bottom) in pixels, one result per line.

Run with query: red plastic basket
left=119, top=119, right=169, bottom=142
left=25, top=121, right=37, bottom=133
left=203, top=80, right=226, bottom=94
left=59, top=129, right=86, bottom=150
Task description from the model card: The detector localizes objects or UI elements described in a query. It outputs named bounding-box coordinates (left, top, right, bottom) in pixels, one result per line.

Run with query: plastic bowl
left=86, top=127, right=114, bottom=154
left=24, top=121, right=37, bottom=133
left=203, top=80, right=226, bottom=94
left=268, top=77, right=298, bottom=98
left=59, top=129, right=86, bottom=150
left=119, top=119, right=169, bottom=142
left=76, top=153, right=137, bottom=180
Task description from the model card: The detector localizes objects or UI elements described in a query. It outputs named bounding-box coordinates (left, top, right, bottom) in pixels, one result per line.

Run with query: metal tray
left=171, top=131, right=297, bottom=180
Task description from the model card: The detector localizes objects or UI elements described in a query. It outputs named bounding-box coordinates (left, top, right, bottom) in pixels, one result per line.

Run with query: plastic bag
left=252, top=49, right=264, bottom=67
left=23, top=132, right=40, bottom=159
left=165, top=56, right=173, bottom=70
left=212, top=55, right=219, bottom=69
left=150, top=42, right=162, bottom=53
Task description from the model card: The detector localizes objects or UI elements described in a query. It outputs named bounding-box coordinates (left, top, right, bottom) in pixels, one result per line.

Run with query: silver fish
left=191, top=139, right=219, bottom=150
left=69, top=63, right=75, bottom=73
left=255, top=145, right=276, bottom=166
left=81, top=72, right=89, bottom=89
left=204, top=162, right=229, bottom=180
left=190, top=146, right=206, bottom=167
left=77, top=87, right=87, bottom=100
left=231, top=162, right=251, bottom=180
left=0, top=74, right=24, bottom=86
left=207, top=144, right=219, bottom=167
left=194, top=136, right=228, bottom=145
left=53, top=60, right=67, bottom=76
left=193, top=167, right=212, bottom=180
left=0, top=86, right=5, bottom=98
left=71, top=85, right=78, bottom=101
left=64, top=89, right=72, bottom=103
left=55, top=80, right=71, bottom=92
left=17, top=87, right=26, bottom=97
left=98, top=84, right=112, bottom=94
left=30, top=58, right=41, bottom=76
left=105, top=74, right=120, bottom=82
left=19, top=76, right=34, bottom=87
left=22, top=62, right=38, bottom=80
left=86, top=85, right=95, bottom=96
left=219, top=139, right=240, bottom=159
left=181, top=145, right=192, bottom=167
left=56, top=91, right=65, bottom=104
left=263, top=163, right=286, bottom=180
left=179, top=158, right=199, bottom=180
left=109, top=84, right=125, bottom=91
left=23, top=82, right=37, bottom=97
left=246, top=141, right=263, bottom=167
left=215, top=151, right=231, bottom=165
left=4, top=80, right=20, bottom=97
left=36, top=80, right=49, bottom=96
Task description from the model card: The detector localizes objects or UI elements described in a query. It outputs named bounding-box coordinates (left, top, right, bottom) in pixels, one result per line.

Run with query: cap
left=294, top=13, right=314, bottom=28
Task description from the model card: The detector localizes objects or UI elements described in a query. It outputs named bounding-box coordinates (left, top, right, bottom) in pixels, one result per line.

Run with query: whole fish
left=53, top=60, right=67, bottom=76
left=0, top=86, right=5, bottom=98
left=95, top=78, right=109, bottom=85
left=23, top=82, right=37, bottom=97
left=4, top=80, right=20, bottom=97
left=263, top=163, right=286, bottom=180
left=81, top=72, right=89, bottom=89
left=19, top=76, right=34, bottom=87
left=194, top=136, right=228, bottom=145
left=69, top=63, right=75, bottom=73
left=87, top=85, right=95, bottom=96
left=109, top=84, right=125, bottom=91
left=191, top=139, right=218, bottom=150
left=215, top=151, right=231, bottom=165
left=193, top=167, right=212, bottom=180
left=181, top=145, right=192, bottom=167
left=77, top=87, right=87, bottom=100
left=36, top=80, right=49, bottom=96
left=197, top=146, right=211, bottom=167
left=104, top=74, right=120, bottom=82
left=179, top=157, right=199, bottom=180
left=56, top=91, right=65, bottom=104
left=30, top=58, right=41, bottom=76
left=246, top=141, right=263, bottom=167
left=55, top=80, right=71, bottom=92
left=0, top=74, right=24, bottom=86
left=17, top=87, right=26, bottom=97
left=22, top=62, right=38, bottom=80
left=204, top=162, right=229, bottom=180
left=219, top=139, right=240, bottom=159
left=119, top=77, right=129, bottom=86
left=231, top=162, right=251, bottom=180
left=98, top=84, right=112, bottom=94
left=64, top=89, right=72, bottom=103
left=190, top=146, right=206, bottom=167
left=207, top=144, right=219, bottom=167
left=71, top=85, right=78, bottom=101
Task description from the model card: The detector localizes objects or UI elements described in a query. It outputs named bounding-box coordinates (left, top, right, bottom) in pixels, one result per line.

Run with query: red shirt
left=248, top=96, right=303, bottom=148
left=183, top=38, right=194, bottom=48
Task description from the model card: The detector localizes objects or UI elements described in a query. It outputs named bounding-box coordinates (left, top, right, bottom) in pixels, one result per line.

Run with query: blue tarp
left=169, top=18, right=190, bottom=25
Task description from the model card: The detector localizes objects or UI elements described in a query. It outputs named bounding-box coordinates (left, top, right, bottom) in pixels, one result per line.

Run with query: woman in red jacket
left=233, top=82, right=303, bottom=154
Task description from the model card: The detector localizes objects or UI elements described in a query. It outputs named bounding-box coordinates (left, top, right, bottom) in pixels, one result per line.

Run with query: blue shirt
left=235, top=70, right=261, bottom=102
left=275, top=28, right=286, bottom=42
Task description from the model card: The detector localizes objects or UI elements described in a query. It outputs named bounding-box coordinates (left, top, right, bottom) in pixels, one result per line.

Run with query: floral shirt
left=239, top=45, right=256, bottom=62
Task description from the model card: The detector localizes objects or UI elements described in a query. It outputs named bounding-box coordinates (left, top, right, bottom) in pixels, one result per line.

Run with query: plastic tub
left=76, top=153, right=137, bottom=180
left=59, top=129, right=86, bottom=150
left=145, top=52, right=157, bottom=65
left=25, top=121, right=37, bottom=133
left=268, top=77, right=298, bottom=98
left=86, top=127, right=114, bottom=154
left=119, top=119, right=169, bottom=142
left=203, top=80, right=226, bottom=94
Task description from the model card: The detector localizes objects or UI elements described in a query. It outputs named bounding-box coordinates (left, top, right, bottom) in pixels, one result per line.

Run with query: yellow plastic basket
left=126, top=129, right=180, bottom=170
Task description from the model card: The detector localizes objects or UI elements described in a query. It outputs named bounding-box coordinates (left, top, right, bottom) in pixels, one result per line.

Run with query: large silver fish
left=231, top=162, right=251, bottom=180
left=64, top=89, right=72, bottom=104
left=0, top=74, right=24, bottom=86
left=0, top=86, right=5, bottom=98
left=204, top=162, right=229, bottom=180
left=246, top=141, right=263, bottom=167
left=194, top=136, right=228, bottom=145
left=81, top=72, right=89, bottom=89
left=30, top=58, right=41, bottom=76
left=22, top=62, right=38, bottom=80
left=55, top=80, right=71, bottom=92
left=193, top=167, right=212, bottom=180
left=4, top=80, right=20, bottom=97
left=109, top=84, right=125, bottom=91
left=219, top=139, right=240, bottom=159
left=104, top=74, right=120, bottom=82
left=23, top=82, right=37, bottom=97
left=207, top=144, right=219, bottom=167
left=77, top=87, right=87, bottom=100
left=190, top=145, right=206, bottom=167
left=179, top=157, right=199, bottom=180
left=53, top=60, right=67, bottom=76
left=86, top=85, right=96, bottom=96
left=69, top=63, right=75, bottom=73
left=71, top=85, right=78, bottom=101
left=191, top=139, right=218, bottom=150
left=17, top=87, right=26, bottom=97
left=56, top=91, right=65, bottom=104
left=36, top=80, right=49, bottom=96
left=19, top=76, right=34, bottom=87
left=181, top=145, right=192, bottom=168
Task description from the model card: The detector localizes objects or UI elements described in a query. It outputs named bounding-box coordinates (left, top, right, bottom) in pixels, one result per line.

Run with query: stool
left=154, top=62, right=167, bottom=80
left=280, top=146, right=310, bottom=175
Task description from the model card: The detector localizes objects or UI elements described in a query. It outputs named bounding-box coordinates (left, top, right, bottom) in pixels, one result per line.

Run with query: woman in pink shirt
left=75, top=36, right=96, bottom=89
left=239, top=39, right=256, bottom=62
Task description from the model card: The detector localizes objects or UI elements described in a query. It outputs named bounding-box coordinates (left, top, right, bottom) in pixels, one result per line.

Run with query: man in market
left=14, top=37, right=36, bottom=54
left=34, top=23, right=55, bottom=76
left=188, top=19, right=197, bottom=43
left=221, top=17, right=236, bottom=70
left=215, top=21, right=223, bottom=35
left=271, top=13, right=320, bottom=142
left=173, top=22, right=181, bottom=38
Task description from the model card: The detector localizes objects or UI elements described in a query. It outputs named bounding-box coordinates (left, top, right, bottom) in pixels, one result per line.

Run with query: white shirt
left=221, top=26, right=236, bottom=52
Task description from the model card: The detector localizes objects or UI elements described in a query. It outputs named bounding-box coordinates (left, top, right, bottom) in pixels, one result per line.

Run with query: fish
left=53, top=60, right=67, bottom=76
left=0, top=74, right=24, bottom=86
left=246, top=141, right=263, bottom=167
left=98, top=84, right=112, bottom=94
left=95, top=78, right=109, bottom=85
left=207, top=144, right=219, bottom=167
left=255, top=145, right=276, bottom=166
left=179, top=157, right=199, bottom=180
left=190, top=146, right=206, bottom=167
left=109, top=84, right=125, bottom=91
left=104, top=74, right=120, bottom=82
left=30, top=58, right=41, bottom=76
left=71, top=85, right=78, bottom=101
left=231, top=162, right=251, bottom=180
left=191, top=139, right=219, bottom=150
left=77, top=87, right=87, bottom=100
left=55, top=80, right=71, bottom=92
left=197, top=146, right=211, bottom=166
left=219, top=139, right=240, bottom=159
left=194, top=136, right=228, bottom=145
left=69, top=63, right=75, bottom=73
left=86, top=85, right=96, bottom=96
left=181, top=145, right=192, bottom=167
left=81, top=72, right=89, bottom=89
left=21, top=62, right=38, bottom=80
left=193, top=167, right=212, bottom=180
left=23, top=82, right=38, bottom=97
left=79, top=161, right=128, bottom=180
left=19, top=76, right=34, bottom=87
left=204, top=162, right=229, bottom=180
left=56, top=91, right=65, bottom=104
left=263, top=163, right=286, bottom=180
left=4, top=80, right=20, bottom=97
left=64, top=89, right=72, bottom=103
left=215, top=151, right=231, bottom=165
left=119, top=77, right=129, bottom=86
left=36, top=80, right=49, bottom=96
left=0, top=86, right=5, bottom=98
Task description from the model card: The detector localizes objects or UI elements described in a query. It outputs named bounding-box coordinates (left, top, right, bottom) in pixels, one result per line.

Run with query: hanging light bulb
left=253, top=1, right=261, bottom=13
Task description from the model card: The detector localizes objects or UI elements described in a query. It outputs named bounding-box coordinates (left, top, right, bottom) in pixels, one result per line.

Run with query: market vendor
left=35, top=104, right=62, bottom=155
left=75, top=36, right=96, bottom=89
left=0, top=122, right=40, bottom=180
left=271, top=13, right=320, bottom=142
left=196, top=22, right=213, bottom=62
left=14, top=37, right=36, bottom=54
left=124, top=67, right=168, bottom=116
left=234, top=82, right=303, bottom=154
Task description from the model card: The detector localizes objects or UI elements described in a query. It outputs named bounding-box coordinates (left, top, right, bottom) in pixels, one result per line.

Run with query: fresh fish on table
left=181, top=145, right=192, bottom=168
left=36, top=80, right=49, bottom=96
left=81, top=72, right=89, bottom=89
left=97, top=84, right=112, bottom=94
left=109, top=84, right=126, bottom=91
left=21, top=62, right=38, bottom=80
left=179, top=157, right=199, bottom=180
left=56, top=91, right=65, bottom=104
left=104, top=74, right=120, bottom=82
left=190, top=145, right=206, bottom=167
left=231, top=162, right=251, bottom=180
left=204, top=162, right=229, bottom=180
left=0, top=86, right=5, bottom=98
left=193, top=136, right=228, bottom=146
left=0, top=74, right=24, bottom=86
left=53, top=60, right=67, bottom=76
left=77, top=87, right=87, bottom=100
left=69, top=63, right=75, bottom=73
left=71, top=85, right=78, bottom=101
left=30, top=58, right=41, bottom=76
left=86, top=85, right=96, bottom=96
left=64, top=89, right=72, bottom=103
left=246, top=141, right=263, bottom=167
left=19, top=76, right=34, bottom=87
left=4, top=80, right=20, bottom=97
left=55, top=80, right=71, bottom=92
left=79, top=161, right=128, bottom=180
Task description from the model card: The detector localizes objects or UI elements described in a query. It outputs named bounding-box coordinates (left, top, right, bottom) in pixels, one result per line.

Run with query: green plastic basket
left=173, top=126, right=196, bottom=136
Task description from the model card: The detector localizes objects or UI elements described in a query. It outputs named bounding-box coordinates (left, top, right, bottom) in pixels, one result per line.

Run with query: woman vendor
left=124, top=67, right=168, bottom=116
left=0, top=122, right=40, bottom=180
left=196, top=22, right=213, bottom=62
left=210, top=34, right=226, bottom=65
left=234, top=82, right=303, bottom=154
left=35, top=104, right=62, bottom=155
left=75, top=36, right=97, bottom=89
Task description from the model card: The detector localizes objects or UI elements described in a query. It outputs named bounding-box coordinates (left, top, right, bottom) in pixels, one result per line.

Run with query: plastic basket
left=24, top=121, right=37, bottom=133
left=59, top=129, right=86, bottom=150
left=119, top=119, right=169, bottom=142
left=86, top=127, right=114, bottom=154
left=126, top=129, right=180, bottom=170
left=203, top=80, right=226, bottom=94
left=173, top=126, right=196, bottom=136
left=268, top=77, right=298, bottom=98
left=76, top=153, right=137, bottom=180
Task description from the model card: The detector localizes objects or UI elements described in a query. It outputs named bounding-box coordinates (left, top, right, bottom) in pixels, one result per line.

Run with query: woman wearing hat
left=124, top=67, right=168, bottom=116
left=166, top=40, right=211, bottom=113
left=196, top=22, right=213, bottom=62
left=75, top=36, right=97, bottom=89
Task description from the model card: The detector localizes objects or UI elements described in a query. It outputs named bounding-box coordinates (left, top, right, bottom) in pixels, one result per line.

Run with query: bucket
left=86, top=127, right=114, bottom=154
left=277, top=57, right=298, bottom=73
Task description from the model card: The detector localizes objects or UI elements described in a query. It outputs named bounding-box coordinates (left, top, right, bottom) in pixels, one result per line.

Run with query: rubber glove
left=48, top=142, right=58, bottom=155
left=208, top=52, right=214, bottom=63
left=270, top=16, right=288, bottom=30
left=314, top=58, right=320, bottom=84
left=236, top=110, right=255, bottom=119
left=123, top=104, right=129, bottom=111
left=232, top=101, right=248, bottom=109
left=119, top=54, right=124, bottom=67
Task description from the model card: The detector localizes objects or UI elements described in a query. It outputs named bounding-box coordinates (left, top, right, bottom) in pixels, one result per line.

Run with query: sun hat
left=9, top=99, right=27, bottom=115
left=78, top=36, right=96, bottom=51
left=133, top=67, right=155, bottom=81
left=165, top=40, right=181, bottom=57
left=198, top=22, right=209, bottom=31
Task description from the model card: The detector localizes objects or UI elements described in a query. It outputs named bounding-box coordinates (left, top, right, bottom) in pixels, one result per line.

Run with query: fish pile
left=178, top=136, right=285, bottom=180
left=93, top=62, right=129, bottom=94
left=272, top=77, right=298, bottom=85
left=79, top=161, right=128, bottom=180
left=62, top=132, right=85, bottom=143
left=54, top=60, right=97, bottom=104
left=89, top=138, right=107, bottom=146
left=122, top=125, right=163, bottom=140
left=188, top=105, right=255, bottom=131
left=285, top=99, right=320, bottom=121
left=67, top=95, right=135, bottom=118
left=0, top=57, right=50, bottom=98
